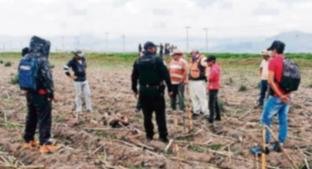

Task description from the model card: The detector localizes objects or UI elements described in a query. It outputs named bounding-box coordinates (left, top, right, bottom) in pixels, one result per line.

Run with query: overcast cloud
left=0, top=0, right=311, bottom=51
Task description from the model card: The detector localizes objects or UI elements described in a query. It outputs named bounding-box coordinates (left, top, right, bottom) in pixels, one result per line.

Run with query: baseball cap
left=144, top=41, right=157, bottom=50
left=172, top=50, right=183, bottom=56
left=267, top=40, right=285, bottom=53
left=72, top=50, right=85, bottom=57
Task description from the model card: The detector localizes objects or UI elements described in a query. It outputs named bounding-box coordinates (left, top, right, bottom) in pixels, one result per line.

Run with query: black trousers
left=141, top=94, right=168, bottom=140
left=258, top=80, right=268, bottom=106
left=208, top=90, right=221, bottom=123
left=24, top=92, right=52, bottom=145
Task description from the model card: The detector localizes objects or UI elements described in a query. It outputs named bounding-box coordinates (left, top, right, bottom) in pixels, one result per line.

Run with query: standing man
left=64, top=51, right=93, bottom=114
left=19, top=36, right=57, bottom=153
left=168, top=50, right=188, bottom=113
left=261, top=41, right=293, bottom=152
left=255, top=50, right=270, bottom=108
left=131, top=41, right=172, bottom=143
left=206, top=55, right=221, bottom=124
left=188, top=50, right=209, bottom=117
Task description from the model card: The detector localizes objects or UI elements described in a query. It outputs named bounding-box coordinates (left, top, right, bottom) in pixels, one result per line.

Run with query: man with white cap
left=255, top=50, right=271, bottom=108
left=64, top=50, right=93, bottom=113
left=168, top=50, right=188, bottom=113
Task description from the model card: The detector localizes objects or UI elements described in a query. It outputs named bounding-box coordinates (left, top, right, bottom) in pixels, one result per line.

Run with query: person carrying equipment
left=18, top=36, right=58, bottom=153
left=260, top=40, right=300, bottom=153
left=131, top=41, right=173, bottom=143
left=64, top=50, right=93, bottom=113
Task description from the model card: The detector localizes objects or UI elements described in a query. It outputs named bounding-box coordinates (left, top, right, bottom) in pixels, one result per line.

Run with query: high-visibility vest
left=189, top=57, right=206, bottom=80
left=169, top=59, right=187, bottom=84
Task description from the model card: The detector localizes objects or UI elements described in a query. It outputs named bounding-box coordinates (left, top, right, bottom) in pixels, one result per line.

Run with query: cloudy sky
left=0, top=0, right=311, bottom=51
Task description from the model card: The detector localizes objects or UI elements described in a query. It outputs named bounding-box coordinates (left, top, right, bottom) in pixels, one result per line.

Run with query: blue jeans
left=260, top=96, right=289, bottom=144
left=258, top=80, right=268, bottom=106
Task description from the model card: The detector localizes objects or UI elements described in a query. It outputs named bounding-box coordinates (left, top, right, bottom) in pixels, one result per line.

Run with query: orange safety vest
left=169, top=59, right=187, bottom=84
left=189, top=57, right=206, bottom=80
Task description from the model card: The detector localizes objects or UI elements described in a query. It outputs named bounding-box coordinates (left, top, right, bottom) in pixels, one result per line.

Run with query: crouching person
left=18, top=36, right=58, bottom=153
left=64, top=51, right=93, bottom=113
left=206, top=56, right=221, bottom=124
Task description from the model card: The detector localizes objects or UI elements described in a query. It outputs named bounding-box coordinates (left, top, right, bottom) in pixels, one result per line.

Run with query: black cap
left=267, top=40, right=285, bottom=54
left=207, top=55, right=216, bottom=62
left=144, top=41, right=157, bottom=50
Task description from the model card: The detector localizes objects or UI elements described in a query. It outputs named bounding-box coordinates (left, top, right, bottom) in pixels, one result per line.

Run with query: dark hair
left=22, top=47, right=30, bottom=57
left=207, top=55, right=216, bottom=62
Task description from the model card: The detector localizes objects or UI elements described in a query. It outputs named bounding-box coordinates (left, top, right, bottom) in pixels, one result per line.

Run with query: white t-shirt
left=260, top=59, right=269, bottom=80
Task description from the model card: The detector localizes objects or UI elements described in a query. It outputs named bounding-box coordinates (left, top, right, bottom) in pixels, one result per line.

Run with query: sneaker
left=22, top=140, right=39, bottom=149
left=254, top=104, right=263, bottom=109
left=272, top=142, right=283, bottom=153
left=39, top=143, right=59, bottom=154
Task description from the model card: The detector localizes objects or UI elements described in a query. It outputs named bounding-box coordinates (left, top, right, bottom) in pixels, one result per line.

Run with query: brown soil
left=0, top=61, right=311, bottom=169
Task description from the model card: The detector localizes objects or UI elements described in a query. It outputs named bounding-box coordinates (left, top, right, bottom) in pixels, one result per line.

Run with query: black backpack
left=279, top=59, right=301, bottom=93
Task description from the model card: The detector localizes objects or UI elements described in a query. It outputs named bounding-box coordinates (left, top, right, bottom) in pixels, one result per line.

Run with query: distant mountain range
left=0, top=31, right=311, bottom=53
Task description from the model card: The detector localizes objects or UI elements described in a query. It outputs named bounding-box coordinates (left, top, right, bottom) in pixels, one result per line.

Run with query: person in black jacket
left=64, top=51, right=93, bottom=114
left=131, top=41, right=173, bottom=143
left=21, top=36, right=58, bottom=153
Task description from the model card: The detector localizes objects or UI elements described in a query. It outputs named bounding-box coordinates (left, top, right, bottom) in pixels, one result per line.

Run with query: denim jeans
left=258, top=80, right=268, bottom=106
left=170, top=84, right=185, bottom=111
left=260, top=96, right=289, bottom=144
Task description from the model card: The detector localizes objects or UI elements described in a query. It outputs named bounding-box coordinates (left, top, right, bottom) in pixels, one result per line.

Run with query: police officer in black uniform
left=131, top=41, right=172, bottom=143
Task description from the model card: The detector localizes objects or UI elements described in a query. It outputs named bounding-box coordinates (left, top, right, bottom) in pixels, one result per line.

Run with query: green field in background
left=1, top=52, right=312, bottom=68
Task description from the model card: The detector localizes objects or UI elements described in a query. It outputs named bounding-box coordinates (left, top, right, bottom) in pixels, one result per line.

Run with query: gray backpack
left=279, top=59, right=301, bottom=93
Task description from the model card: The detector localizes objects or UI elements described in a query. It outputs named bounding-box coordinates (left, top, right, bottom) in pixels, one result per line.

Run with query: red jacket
left=207, top=64, right=221, bottom=90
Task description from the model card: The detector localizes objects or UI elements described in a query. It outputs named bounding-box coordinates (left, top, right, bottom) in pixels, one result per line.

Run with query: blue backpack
left=18, top=56, right=39, bottom=91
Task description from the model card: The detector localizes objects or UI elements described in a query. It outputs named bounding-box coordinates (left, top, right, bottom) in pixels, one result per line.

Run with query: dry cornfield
left=0, top=54, right=311, bottom=169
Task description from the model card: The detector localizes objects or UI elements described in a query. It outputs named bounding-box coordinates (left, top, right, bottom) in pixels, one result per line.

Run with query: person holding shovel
left=64, top=50, right=93, bottom=114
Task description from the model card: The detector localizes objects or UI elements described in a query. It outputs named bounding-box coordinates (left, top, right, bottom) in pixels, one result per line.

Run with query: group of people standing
left=132, top=42, right=222, bottom=143
left=18, top=36, right=297, bottom=156
left=132, top=40, right=298, bottom=155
